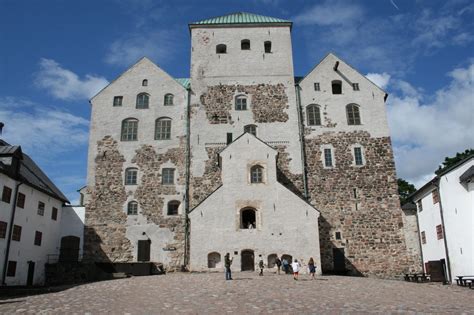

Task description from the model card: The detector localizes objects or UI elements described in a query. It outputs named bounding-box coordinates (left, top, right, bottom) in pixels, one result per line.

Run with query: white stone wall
left=189, top=134, right=321, bottom=273
left=0, top=174, right=63, bottom=285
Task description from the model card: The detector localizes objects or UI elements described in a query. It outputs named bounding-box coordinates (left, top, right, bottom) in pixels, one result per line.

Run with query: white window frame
left=351, top=144, right=366, bottom=167
left=321, top=145, right=335, bottom=169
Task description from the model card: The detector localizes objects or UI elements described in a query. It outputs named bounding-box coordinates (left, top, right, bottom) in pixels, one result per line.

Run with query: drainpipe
left=434, top=181, right=452, bottom=283
left=183, top=87, right=192, bottom=268
left=295, top=84, right=309, bottom=199
left=1, top=182, right=22, bottom=286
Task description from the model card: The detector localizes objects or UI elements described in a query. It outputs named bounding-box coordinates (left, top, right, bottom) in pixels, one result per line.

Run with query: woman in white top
left=291, top=259, right=301, bottom=280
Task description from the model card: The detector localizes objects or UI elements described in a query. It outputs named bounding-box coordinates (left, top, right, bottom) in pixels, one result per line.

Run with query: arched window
left=167, top=200, right=180, bottom=215
left=155, top=118, right=171, bottom=140
left=244, top=124, right=257, bottom=136
left=332, top=80, right=342, bottom=94
left=241, top=39, right=250, bottom=50
left=121, top=118, right=138, bottom=141
left=346, top=104, right=361, bottom=125
left=136, top=93, right=149, bottom=109
left=235, top=95, right=247, bottom=110
left=142, top=79, right=148, bottom=86
left=264, top=41, right=272, bottom=53
left=241, top=208, right=256, bottom=229
left=268, top=254, right=278, bottom=268
left=164, top=93, right=174, bottom=106
left=216, top=44, right=227, bottom=54
left=250, top=165, right=264, bottom=183
left=127, top=201, right=138, bottom=215
left=306, top=104, right=321, bottom=126
left=125, top=168, right=138, bottom=185
left=208, top=252, right=221, bottom=268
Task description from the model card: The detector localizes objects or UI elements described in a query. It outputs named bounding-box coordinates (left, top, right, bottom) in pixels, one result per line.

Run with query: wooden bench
left=404, top=273, right=430, bottom=282
left=456, top=276, right=474, bottom=287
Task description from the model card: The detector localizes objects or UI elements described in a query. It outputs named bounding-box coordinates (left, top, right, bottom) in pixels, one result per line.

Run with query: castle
left=83, top=12, right=420, bottom=278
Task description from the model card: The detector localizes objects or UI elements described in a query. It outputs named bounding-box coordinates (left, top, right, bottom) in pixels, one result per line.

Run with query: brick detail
left=190, top=147, right=223, bottom=208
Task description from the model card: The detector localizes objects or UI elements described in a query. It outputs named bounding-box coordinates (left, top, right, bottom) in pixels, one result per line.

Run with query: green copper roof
left=191, top=12, right=291, bottom=26
left=175, top=78, right=190, bottom=89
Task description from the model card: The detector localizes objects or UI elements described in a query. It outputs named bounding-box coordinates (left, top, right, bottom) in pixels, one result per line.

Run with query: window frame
left=51, top=207, right=58, bottom=221
left=244, top=124, right=257, bottom=136
left=353, top=146, right=364, bottom=166
left=216, top=44, right=227, bottom=54
left=331, top=80, right=342, bottom=94
left=167, top=200, right=180, bottom=216
left=127, top=201, right=138, bottom=215
left=6, top=261, right=16, bottom=277
left=164, top=93, right=174, bottom=106
left=37, top=201, right=45, bottom=216
left=142, top=79, right=148, bottom=86
left=125, top=168, right=138, bottom=185
left=314, top=82, right=320, bottom=91
left=346, top=104, right=361, bottom=125
left=121, top=118, right=139, bottom=141
left=432, top=190, right=440, bottom=204
left=323, top=148, right=334, bottom=168
left=421, top=231, right=426, bottom=244
left=113, top=96, right=123, bottom=107
left=417, top=200, right=423, bottom=212
left=352, top=83, right=360, bottom=91
left=136, top=93, right=150, bottom=109
left=250, top=165, right=264, bottom=184
left=306, top=104, right=321, bottom=126
left=12, top=225, right=21, bottom=241
left=2, top=186, right=12, bottom=203
left=16, top=192, right=25, bottom=209
left=162, top=168, right=175, bottom=185
left=241, top=39, right=250, bottom=50
left=0, top=221, right=7, bottom=239
left=34, top=231, right=42, bottom=246
left=155, top=118, right=172, bottom=140
left=436, top=224, right=443, bottom=240
left=264, top=41, right=272, bottom=53
left=235, top=95, right=248, bottom=111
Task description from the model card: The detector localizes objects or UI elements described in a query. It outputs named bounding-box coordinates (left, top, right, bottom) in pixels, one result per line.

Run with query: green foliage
left=398, top=178, right=416, bottom=205
left=435, top=149, right=474, bottom=175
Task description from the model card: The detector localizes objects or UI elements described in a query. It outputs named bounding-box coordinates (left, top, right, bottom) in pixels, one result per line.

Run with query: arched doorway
left=267, top=254, right=278, bottom=268
left=59, top=236, right=80, bottom=262
left=208, top=252, right=221, bottom=268
left=281, top=254, right=293, bottom=273
left=241, top=249, right=255, bottom=271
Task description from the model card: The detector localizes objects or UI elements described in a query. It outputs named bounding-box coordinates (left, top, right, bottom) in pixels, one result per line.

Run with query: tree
left=435, top=149, right=474, bottom=175
left=398, top=178, right=416, bottom=205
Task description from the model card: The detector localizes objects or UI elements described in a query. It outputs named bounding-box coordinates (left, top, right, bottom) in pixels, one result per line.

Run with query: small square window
left=352, top=83, right=360, bottom=91
left=314, top=83, right=320, bottom=91
left=37, top=202, right=45, bottom=216
left=52, top=207, right=58, bottom=221
left=7, top=261, right=16, bottom=277
left=17, top=192, right=25, bottom=209
left=162, top=168, right=175, bottom=185
left=335, top=232, right=341, bottom=240
left=421, top=231, right=426, bottom=244
left=2, top=186, right=12, bottom=203
left=12, top=225, right=21, bottom=241
left=113, top=96, right=123, bottom=106
left=0, top=221, right=7, bottom=239
left=34, top=231, right=42, bottom=246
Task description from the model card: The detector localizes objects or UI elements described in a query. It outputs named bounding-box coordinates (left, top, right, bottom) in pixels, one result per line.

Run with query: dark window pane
left=7, top=261, right=16, bottom=277
left=127, top=202, right=138, bottom=215
left=17, top=192, right=25, bottom=208
left=0, top=221, right=7, bottom=238
left=324, top=149, right=333, bottom=167
left=2, top=186, right=12, bottom=203
left=121, top=119, right=138, bottom=141
left=167, top=201, right=180, bottom=215
left=264, top=41, right=272, bottom=53
left=12, top=225, right=21, bottom=241
left=125, top=168, right=138, bottom=185
left=354, top=147, right=363, bottom=165
left=136, top=93, right=149, bottom=109
left=162, top=168, right=175, bottom=185
left=34, top=231, right=42, bottom=246
left=113, top=96, right=123, bottom=106
left=52, top=207, right=58, bottom=221
left=307, top=105, right=321, bottom=126
left=332, top=81, right=342, bottom=94
left=37, top=202, right=45, bottom=216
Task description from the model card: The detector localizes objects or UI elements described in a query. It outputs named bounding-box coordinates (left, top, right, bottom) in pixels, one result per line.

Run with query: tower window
left=125, top=168, right=138, bottom=185
left=352, top=83, right=359, bottom=91
left=136, top=93, right=149, bottom=109
left=241, top=39, right=250, bottom=50
left=113, top=96, right=123, bottom=107
left=324, top=148, right=333, bottom=168
left=155, top=118, right=171, bottom=140
left=314, top=83, right=320, bottom=91
left=142, top=79, right=148, bottom=86
left=164, top=93, right=174, bottom=106
left=346, top=104, right=361, bottom=125
left=354, top=147, right=363, bottom=166
left=264, top=41, right=272, bottom=53
left=332, top=80, right=342, bottom=94
left=335, top=232, right=341, bottom=240
left=121, top=118, right=138, bottom=141
left=162, top=168, right=175, bottom=185
left=216, top=44, right=227, bottom=54
left=306, top=104, right=321, bottom=126
left=244, top=124, right=257, bottom=136
left=250, top=165, right=264, bottom=183
left=127, top=201, right=138, bottom=215
left=235, top=95, right=247, bottom=110
left=167, top=200, right=180, bottom=215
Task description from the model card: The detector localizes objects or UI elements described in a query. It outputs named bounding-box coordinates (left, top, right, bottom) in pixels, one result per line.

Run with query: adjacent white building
left=411, top=156, right=474, bottom=282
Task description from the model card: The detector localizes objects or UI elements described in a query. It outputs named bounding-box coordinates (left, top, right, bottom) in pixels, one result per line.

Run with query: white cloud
left=366, top=72, right=391, bottom=90
left=293, top=0, right=364, bottom=26
left=105, top=31, right=174, bottom=67
left=387, top=63, right=474, bottom=187
left=35, top=59, right=109, bottom=101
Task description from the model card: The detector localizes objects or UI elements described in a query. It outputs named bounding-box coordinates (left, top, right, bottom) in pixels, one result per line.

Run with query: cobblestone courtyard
left=1, top=272, right=472, bottom=314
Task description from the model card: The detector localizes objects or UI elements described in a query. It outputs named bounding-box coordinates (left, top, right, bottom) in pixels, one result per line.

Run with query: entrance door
left=27, top=261, right=35, bottom=286
left=137, top=240, right=151, bottom=262
left=333, top=248, right=346, bottom=273
left=241, top=249, right=255, bottom=271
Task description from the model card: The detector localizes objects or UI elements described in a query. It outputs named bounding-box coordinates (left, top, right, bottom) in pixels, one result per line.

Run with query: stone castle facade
left=83, top=13, right=420, bottom=278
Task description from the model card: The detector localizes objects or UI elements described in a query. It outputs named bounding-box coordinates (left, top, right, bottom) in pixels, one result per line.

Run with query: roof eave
left=189, top=22, right=292, bottom=31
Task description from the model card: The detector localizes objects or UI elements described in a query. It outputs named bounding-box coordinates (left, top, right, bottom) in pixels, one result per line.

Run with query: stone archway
left=267, top=254, right=278, bottom=268
left=208, top=252, right=221, bottom=268
left=241, top=249, right=255, bottom=271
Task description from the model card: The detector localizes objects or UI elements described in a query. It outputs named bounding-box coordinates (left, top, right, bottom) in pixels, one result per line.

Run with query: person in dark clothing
left=282, top=257, right=289, bottom=274
left=308, top=257, right=316, bottom=280
left=224, top=253, right=233, bottom=280
left=275, top=257, right=282, bottom=275
left=259, top=258, right=264, bottom=276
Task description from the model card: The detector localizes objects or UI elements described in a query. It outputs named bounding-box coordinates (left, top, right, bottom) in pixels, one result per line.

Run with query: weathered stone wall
left=304, top=131, right=418, bottom=278
left=200, top=84, right=289, bottom=124
left=84, top=136, right=133, bottom=262
left=190, top=146, right=223, bottom=208
left=401, top=208, right=423, bottom=273
left=274, top=145, right=304, bottom=197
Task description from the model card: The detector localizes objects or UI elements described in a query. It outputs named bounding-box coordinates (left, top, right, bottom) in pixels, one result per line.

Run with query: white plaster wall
left=439, top=159, right=474, bottom=279
left=298, top=53, right=390, bottom=139
left=0, top=175, right=63, bottom=285
left=59, top=206, right=85, bottom=258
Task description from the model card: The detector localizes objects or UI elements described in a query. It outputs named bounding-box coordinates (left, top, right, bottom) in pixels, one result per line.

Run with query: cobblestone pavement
left=0, top=272, right=473, bottom=314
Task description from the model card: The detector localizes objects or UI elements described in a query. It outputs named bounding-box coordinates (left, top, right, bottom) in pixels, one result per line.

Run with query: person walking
left=308, top=257, right=316, bottom=280
left=258, top=258, right=264, bottom=276
left=224, top=253, right=233, bottom=280
left=282, top=257, right=289, bottom=274
left=275, top=256, right=282, bottom=275
left=291, top=259, right=301, bottom=280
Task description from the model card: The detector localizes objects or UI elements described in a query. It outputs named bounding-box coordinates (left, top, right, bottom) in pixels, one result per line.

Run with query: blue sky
left=1, top=0, right=473, bottom=203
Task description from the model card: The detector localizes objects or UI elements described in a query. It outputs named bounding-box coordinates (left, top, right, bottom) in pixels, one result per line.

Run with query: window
left=162, top=168, right=175, bottom=185
left=432, top=190, right=439, bottom=204
left=354, top=147, right=363, bottom=166
left=314, top=83, right=320, bottom=91
left=436, top=225, right=443, bottom=240
left=332, top=80, right=342, bottom=94
left=37, top=202, right=45, bottom=216
left=352, top=83, right=360, bottom=91
left=167, top=200, right=180, bottom=215
left=417, top=200, right=423, bottom=212
left=324, top=148, right=333, bottom=168
left=12, top=225, right=21, bottom=241
left=125, top=168, right=138, bottom=185
left=226, top=133, right=233, bottom=145
left=113, top=96, right=123, bottom=107
left=216, top=44, right=227, bottom=54
left=346, top=104, right=361, bottom=125
left=421, top=231, right=426, bottom=244
left=250, top=165, right=264, bottom=183
left=155, top=118, right=171, bottom=140
left=264, top=41, right=272, bottom=53
left=244, top=124, right=257, bottom=136
left=17, top=192, right=25, bottom=209
left=335, top=232, right=342, bottom=240
left=51, top=207, right=58, bottom=221
left=235, top=95, right=247, bottom=110
left=127, top=201, right=138, bottom=215
left=6, top=261, right=16, bottom=277
left=121, top=119, right=138, bottom=141
left=164, top=94, right=174, bottom=106
left=34, top=231, right=42, bottom=246
left=241, top=208, right=256, bottom=229
left=142, top=79, right=148, bottom=86
left=136, top=93, right=149, bottom=109
left=2, top=186, right=12, bottom=203
left=0, top=221, right=7, bottom=239
left=306, top=104, right=321, bottom=126
left=241, top=39, right=250, bottom=50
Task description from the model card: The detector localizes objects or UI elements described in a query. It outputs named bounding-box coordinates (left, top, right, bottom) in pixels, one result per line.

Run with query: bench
left=404, top=273, right=430, bottom=283
left=456, top=276, right=474, bottom=287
